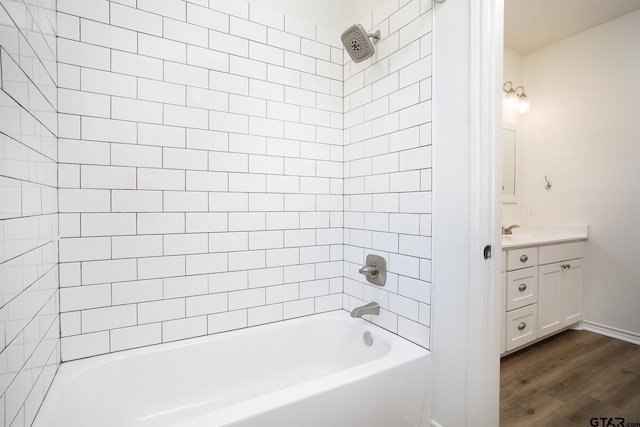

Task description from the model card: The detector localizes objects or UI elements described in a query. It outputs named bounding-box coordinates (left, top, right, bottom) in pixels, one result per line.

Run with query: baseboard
left=580, top=321, right=640, bottom=345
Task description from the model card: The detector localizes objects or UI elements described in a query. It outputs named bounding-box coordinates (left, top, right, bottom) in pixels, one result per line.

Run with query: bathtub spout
left=350, top=302, right=380, bottom=318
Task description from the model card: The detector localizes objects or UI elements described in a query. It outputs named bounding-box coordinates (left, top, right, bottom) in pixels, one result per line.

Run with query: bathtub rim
left=57, top=309, right=427, bottom=372
left=35, top=309, right=431, bottom=427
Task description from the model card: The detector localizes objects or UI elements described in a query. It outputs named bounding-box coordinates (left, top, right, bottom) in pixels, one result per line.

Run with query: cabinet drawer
left=506, top=267, right=537, bottom=311
left=538, top=241, right=585, bottom=265
left=506, top=247, right=538, bottom=271
left=505, top=304, right=538, bottom=352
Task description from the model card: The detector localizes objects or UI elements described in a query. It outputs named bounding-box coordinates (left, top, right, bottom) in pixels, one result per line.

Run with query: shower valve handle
left=358, top=255, right=386, bottom=286
left=359, top=263, right=379, bottom=277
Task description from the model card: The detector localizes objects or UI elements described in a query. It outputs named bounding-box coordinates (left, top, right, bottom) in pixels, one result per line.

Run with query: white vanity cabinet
left=501, top=239, right=586, bottom=355
left=537, top=242, right=585, bottom=337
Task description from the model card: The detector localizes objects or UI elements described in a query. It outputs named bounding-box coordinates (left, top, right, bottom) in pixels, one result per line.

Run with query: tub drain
left=363, top=331, right=373, bottom=346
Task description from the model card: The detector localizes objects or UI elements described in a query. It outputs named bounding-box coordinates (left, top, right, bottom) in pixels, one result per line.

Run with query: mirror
left=501, top=122, right=519, bottom=203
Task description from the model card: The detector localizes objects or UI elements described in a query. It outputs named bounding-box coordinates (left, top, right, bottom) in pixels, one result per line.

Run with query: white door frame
left=430, top=0, right=502, bottom=425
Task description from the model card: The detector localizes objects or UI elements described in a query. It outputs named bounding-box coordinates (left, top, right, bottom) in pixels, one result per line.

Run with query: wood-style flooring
left=500, top=329, right=640, bottom=426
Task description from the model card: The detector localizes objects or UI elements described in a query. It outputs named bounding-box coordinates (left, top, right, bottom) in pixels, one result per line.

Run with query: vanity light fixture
left=503, top=81, right=519, bottom=110
left=516, top=89, right=530, bottom=113
left=503, top=81, right=530, bottom=113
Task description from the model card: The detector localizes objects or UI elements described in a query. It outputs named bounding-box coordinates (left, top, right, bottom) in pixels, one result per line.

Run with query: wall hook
left=544, top=176, right=552, bottom=191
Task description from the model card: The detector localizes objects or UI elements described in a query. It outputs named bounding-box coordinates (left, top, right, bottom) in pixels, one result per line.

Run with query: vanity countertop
left=501, top=224, right=588, bottom=249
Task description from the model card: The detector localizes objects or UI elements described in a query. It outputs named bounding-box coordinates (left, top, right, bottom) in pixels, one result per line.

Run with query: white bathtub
left=34, top=311, right=431, bottom=427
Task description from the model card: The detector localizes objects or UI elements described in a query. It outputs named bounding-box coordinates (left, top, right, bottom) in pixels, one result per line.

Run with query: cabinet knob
left=517, top=322, right=527, bottom=331
left=520, top=254, right=528, bottom=263
left=561, top=263, right=571, bottom=269
left=518, top=283, right=527, bottom=292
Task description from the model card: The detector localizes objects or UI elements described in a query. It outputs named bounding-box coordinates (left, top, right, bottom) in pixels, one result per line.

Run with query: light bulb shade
left=504, top=89, right=519, bottom=110
left=517, top=93, right=530, bottom=113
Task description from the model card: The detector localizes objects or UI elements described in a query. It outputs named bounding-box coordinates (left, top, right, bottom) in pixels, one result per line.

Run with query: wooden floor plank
left=585, top=345, right=640, bottom=411
left=537, top=393, right=618, bottom=427
left=500, top=388, right=565, bottom=427
left=500, top=329, right=640, bottom=426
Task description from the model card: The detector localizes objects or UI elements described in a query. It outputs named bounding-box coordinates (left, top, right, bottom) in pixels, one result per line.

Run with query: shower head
left=341, top=24, right=381, bottom=63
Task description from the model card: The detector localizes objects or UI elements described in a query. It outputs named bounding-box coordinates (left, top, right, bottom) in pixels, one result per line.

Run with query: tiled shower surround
left=0, top=0, right=432, bottom=424
left=0, top=0, right=60, bottom=425
left=56, top=0, right=347, bottom=360
left=342, top=1, right=432, bottom=346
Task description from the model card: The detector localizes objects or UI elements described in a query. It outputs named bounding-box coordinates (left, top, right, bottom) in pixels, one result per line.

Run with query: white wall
left=431, top=0, right=503, bottom=423
left=0, top=0, right=60, bottom=425
left=521, top=10, right=640, bottom=337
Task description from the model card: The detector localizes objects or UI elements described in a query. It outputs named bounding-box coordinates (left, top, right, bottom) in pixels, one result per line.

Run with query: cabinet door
left=537, top=263, right=563, bottom=337
left=562, top=259, right=583, bottom=325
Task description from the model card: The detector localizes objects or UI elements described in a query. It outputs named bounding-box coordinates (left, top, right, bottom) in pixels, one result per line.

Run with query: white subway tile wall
left=342, top=0, right=433, bottom=348
left=0, top=0, right=60, bottom=426
left=56, top=0, right=355, bottom=362
left=0, top=0, right=436, bottom=387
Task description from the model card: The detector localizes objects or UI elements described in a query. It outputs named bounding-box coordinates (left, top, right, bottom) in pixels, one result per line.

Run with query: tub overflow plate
left=363, top=331, right=373, bottom=346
